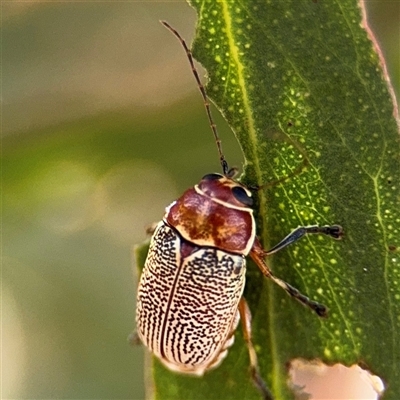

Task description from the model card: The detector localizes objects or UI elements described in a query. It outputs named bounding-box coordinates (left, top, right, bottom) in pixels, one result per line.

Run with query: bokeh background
left=2, top=2, right=399, bottom=399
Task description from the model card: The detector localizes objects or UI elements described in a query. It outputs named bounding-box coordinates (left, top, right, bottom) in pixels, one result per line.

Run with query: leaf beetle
left=135, top=21, right=343, bottom=400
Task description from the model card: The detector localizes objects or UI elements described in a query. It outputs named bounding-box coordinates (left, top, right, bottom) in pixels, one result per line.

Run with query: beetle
left=135, top=21, right=343, bottom=400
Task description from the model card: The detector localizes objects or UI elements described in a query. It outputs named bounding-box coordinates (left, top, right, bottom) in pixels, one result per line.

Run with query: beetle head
left=197, top=173, right=254, bottom=208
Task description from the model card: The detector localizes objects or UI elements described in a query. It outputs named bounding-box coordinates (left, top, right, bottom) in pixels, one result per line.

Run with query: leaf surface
left=137, top=0, right=400, bottom=399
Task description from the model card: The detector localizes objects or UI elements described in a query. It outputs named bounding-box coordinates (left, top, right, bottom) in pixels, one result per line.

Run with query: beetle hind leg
left=239, top=297, right=274, bottom=400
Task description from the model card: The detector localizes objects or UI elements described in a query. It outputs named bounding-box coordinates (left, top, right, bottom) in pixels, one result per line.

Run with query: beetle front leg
left=239, top=297, right=274, bottom=400
left=250, top=240, right=328, bottom=317
left=265, top=225, right=343, bottom=255
left=145, top=222, right=160, bottom=236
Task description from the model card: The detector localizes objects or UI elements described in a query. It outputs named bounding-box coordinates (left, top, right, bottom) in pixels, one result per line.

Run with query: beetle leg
left=128, top=331, right=142, bottom=346
left=265, top=225, right=343, bottom=255
left=145, top=222, right=159, bottom=236
left=239, top=297, right=274, bottom=400
left=250, top=241, right=328, bottom=317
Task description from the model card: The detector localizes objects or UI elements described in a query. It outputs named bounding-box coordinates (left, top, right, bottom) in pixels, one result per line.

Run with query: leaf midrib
left=219, top=2, right=283, bottom=396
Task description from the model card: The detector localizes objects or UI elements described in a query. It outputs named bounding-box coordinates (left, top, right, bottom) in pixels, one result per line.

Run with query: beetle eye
left=232, top=186, right=253, bottom=206
left=202, top=173, right=223, bottom=181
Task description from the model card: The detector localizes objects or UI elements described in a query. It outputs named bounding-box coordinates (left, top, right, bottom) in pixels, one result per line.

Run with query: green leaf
left=136, top=0, right=400, bottom=399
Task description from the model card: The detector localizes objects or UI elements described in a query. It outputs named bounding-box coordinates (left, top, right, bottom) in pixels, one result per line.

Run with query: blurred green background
left=2, top=2, right=399, bottom=399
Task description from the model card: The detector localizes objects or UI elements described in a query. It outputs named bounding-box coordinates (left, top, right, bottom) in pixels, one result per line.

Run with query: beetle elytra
left=134, top=21, right=343, bottom=400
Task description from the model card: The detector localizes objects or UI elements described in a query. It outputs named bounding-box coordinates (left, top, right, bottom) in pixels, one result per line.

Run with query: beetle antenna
left=160, top=20, right=229, bottom=176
